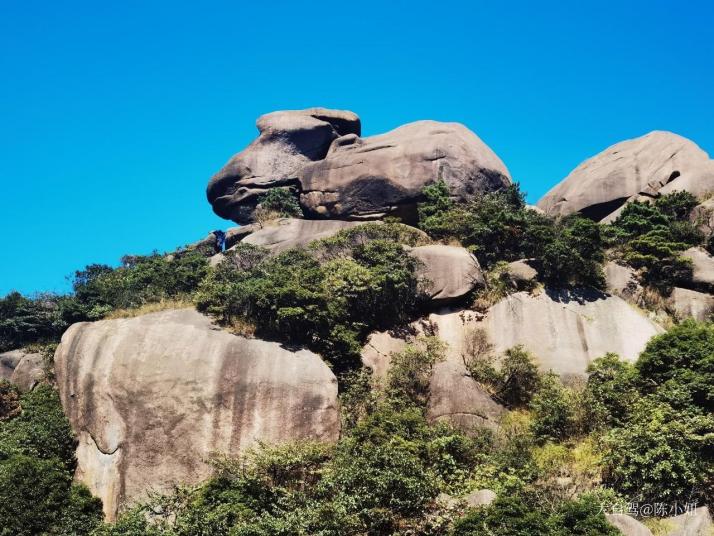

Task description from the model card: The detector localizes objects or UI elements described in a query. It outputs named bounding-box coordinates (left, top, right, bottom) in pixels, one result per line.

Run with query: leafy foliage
left=197, top=239, right=423, bottom=369
left=418, top=181, right=604, bottom=288
left=256, top=188, right=303, bottom=218
left=0, top=386, right=102, bottom=535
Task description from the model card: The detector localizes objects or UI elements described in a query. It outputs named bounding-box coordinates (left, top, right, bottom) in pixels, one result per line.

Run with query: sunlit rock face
left=538, top=131, right=714, bottom=222
left=55, top=308, right=339, bottom=520
left=207, top=108, right=511, bottom=224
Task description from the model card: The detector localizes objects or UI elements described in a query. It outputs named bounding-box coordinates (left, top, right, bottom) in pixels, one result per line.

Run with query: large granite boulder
left=537, top=131, right=714, bottom=221
left=682, top=247, right=714, bottom=291
left=668, top=287, right=714, bottom=321
left=298, top=120, right=511, bottom=222
left=55, top=308, right=339, bottom=519
left=663, top=506, right=712, bottom=535
left=482, top=289, right=663, bottom=377
left=207, top=108, right=360, bottom=223
left=231, top=218, right=364, bottom=254
left=410, top=245, right=485, bottom=303
left=208, top=109, right=511, bottom=224
left=0, top=349, right=45, bottom=392
left=690, top=197, right=714, bottom=240
left=361, top=310, right=506, bottom=431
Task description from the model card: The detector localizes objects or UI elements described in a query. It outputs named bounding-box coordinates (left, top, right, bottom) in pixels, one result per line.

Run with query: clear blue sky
left=1, top=0, right=713, bottom=295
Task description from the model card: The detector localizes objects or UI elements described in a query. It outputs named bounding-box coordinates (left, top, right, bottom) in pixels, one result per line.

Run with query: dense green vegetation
left=2, top=183, right=714, bottom=534
left=0, top=384, right=103, bottom=535
left=605, top=191, right=702, bottom=292
left=418, top=181, right=605, bottom=288
left=196, top=226, right=427, bottom=370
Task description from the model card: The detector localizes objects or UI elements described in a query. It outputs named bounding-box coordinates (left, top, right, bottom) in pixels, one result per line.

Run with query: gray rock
left=0, top=350, right=45, bottom=392
left=668, top=287, right=714, bottom=321
left=207, top=108, right=360, bottom=223
left=240, top=218, right=365, bottom=254
left=537, top=131, right=714, bottom=221
left=54, top=308, right=339, bottom=519
left=208, top=109, right=511, bottom=224
left=0, top=350, right=23, bottom=381
left=663, top=506, right=712, bottom=535
left=463, top=488, right=497, bottom=508
left=299, top=120, right=511, bottom=222
left=224, top=225, right=257, bottom=250
left=182, top=231, right=223, bottom=257
left=410, top=245, right=485, bottom=303
left=605, top=514, right=653, bottom=536
left=482, top=289, right=663, bottom=377
left=690, top=198, right=714, bottom=240
left=682, top=247, right=714, bottom=290
left=505, top=259, right=539, bottom=289
left=605, top=261, right=642, bottom=302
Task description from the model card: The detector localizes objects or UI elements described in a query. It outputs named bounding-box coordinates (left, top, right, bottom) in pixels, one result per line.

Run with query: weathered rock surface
left=298, top=120, right=511, bottom=222
left=208, top=109, right=511, bottom=224
left=238, top=218, right=364, bottom=254
left=605, top=261, right=642, bottom=302
left=207, top=108, right=360, bottom=223
left=682, top=247, right=714, bottom=290
left=410, top=245, right=485, bottom=303
left=690, top=198, right=714, bottom=240
left=0, top=349, right=45, bottom=392
left=482, top=289, right=663, bottom=377
left=668, top=287, right=714, bottom=321
left=504, top=259, right=539, bottom=289
left=605, top=514, right=653, bottom=536
left=55, top=308, right=339, bottom=519
left=361, top=310, right=506, bottom=430
left=463, top=488, right=497, bottom=508
left=537, top=131, right=714, bottom=221
left=663, top=506, right=712, bottom=535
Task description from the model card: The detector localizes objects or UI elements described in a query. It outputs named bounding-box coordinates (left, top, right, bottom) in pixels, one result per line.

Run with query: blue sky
left=1, top=0, right=713, bottom=295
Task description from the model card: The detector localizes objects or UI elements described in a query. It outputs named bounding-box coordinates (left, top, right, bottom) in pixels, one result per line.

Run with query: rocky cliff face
left=54, top=308, right=339, bottom=519
left=207, top=109, right=511, bottom=224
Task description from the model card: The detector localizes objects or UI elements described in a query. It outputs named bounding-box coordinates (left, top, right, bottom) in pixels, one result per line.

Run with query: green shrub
left=465, top=344, right=541, bottom=408
left=0, top=292, right=67, bottom=352
left=0, top=386, right=102, bottom=536
left=635, top=320, right=714, bottom=412
left=603, top=397, right=714, bottom=504
left=584, top=353, right=637, bottom=428
left=256, top=188, right=303, bottom=218
left=197, top=240, right=422, bottom=369
left=529, top=373, right=578, bottom=443
left=451, top=494, right=619, bottom=536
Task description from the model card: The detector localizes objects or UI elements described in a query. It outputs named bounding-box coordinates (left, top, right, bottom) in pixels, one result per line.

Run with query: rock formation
left=410, top=245, right=485, bottom=303
left=54, top=308, right=339, bottom=519
left=208, top=108, right=511, bottom=224
left=537, top=131, right=714, bottom=221
left=0, top=349, right=45, bottom=392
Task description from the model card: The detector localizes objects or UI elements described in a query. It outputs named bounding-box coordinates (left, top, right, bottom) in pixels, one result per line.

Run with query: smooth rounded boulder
left=537, top=131, right=714, bottom=221
left=298, top=120, right=511, bottom=222
left=208, top=109, right=511, bottom=224
left=409, top=244, right=485, bottom=303
left=0, top=349, right=45, bottom=392
left=54, top=308, right=339, bottom=520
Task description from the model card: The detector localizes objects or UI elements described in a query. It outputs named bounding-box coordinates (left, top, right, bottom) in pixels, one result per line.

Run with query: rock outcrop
left=682, top=247, right=714, bottom=291
left=0, top=349, right=45, bottom=392
left=537, top=131, right=714, bottom=221
left=227, top=218, right=364, bottom=254
left=482, top=289, right=662, bottom=377
left=208, top=109, right=511, bottom=224
left=664, top=506, right=712, bottom=535
left=604, top=261, right=642, bottom=302
left=605, top=514, right=653, bottom=536
left=410, top=245, right=485, bottom=303
left=668, top=287, right=714, bottom=321
left=54, top=308, right=339, bottom=519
